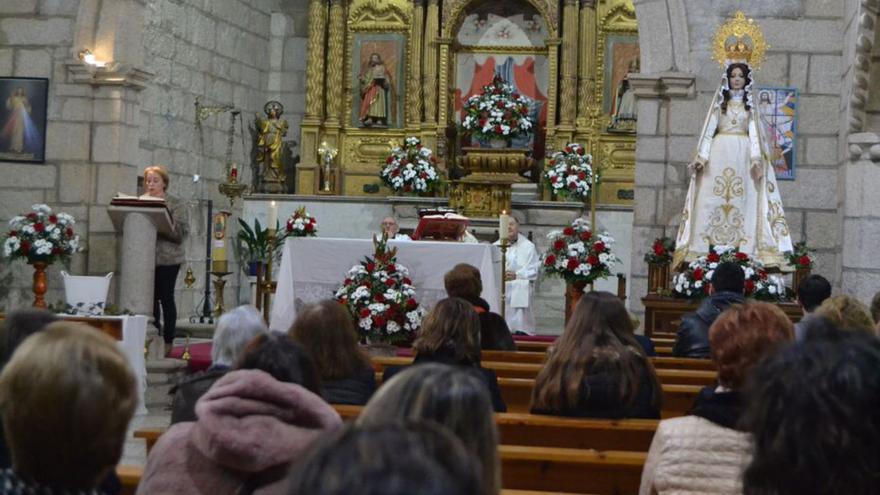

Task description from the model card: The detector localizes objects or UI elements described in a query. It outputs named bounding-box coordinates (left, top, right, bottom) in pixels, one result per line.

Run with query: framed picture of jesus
left=0, top=77, right=48, bottom=163
left=351, top=33, right=406, bottom=129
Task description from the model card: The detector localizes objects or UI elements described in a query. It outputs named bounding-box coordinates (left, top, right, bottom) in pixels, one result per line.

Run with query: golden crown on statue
left=712, top=11, right=768, bottom=69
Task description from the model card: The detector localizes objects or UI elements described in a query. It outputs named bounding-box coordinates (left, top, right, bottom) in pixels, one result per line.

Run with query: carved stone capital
left=66, top=60, right=153, bottom=90
left=848, top=132, right=880, bottom=162
left=628, top=72, right=695, bottom=99
left=580, top=0, right=596, bottom=7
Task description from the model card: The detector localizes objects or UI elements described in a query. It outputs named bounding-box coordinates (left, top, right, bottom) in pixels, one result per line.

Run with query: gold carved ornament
left=712, top=11, right=768, bottom=69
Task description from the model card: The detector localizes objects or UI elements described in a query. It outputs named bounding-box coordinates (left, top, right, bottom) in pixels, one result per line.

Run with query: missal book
left=110, top=193, right=167, bottom=208
left=411, top=212, right=469, bottom=241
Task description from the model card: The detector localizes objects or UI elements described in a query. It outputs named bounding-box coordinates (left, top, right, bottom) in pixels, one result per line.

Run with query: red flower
left=26, top=213, right=36, bottom=220
left=406, top=298, right=417, bottom=309
left=387, top=264, right=397, bottom=274
left=384, top=278, right=396, bottom=287
left=52, top=247, right=61, bottom=255
left=344, top=278, right=352, bottom=286
left=744, top=280, right=756, bottom=293
left=707, top=253, right=720, bottom=263
left=576, top=147, right=585, bottom=156
left=580, top=231, right=592, bottom=241
left=566, top=258, right=578, bottom=270
left=8, top=231, right=16, bottom=237
left=693, top=267, right=704, bottom=281
left=553, top=240, right=565, bottom=251
left=653, top=244, right=665, bottom=256
left=403, top=277, right=412, bottom=285
left=359, top=308, right=370, bottom=318
left=404, top=185, right=412, bottom=192
left=568, top=182, right=577, bottom=190
left=735, top=252, right=749, bottom=261
left=587, top=255, right=599, bottom=266
left=384, top=309, right=395, bottom=319
left=562, top=227, right=575, bottom=236
left=305, top=223, right=314, bottom=232
left=372, top=315, right=386, bottom=327
left=366, top=262, right=376, bottom=272
left=494, top=125, right=503, bottom=134
left=593, top=242, right=605, bottom=253
left=564, top=146, right=573, bottom=154
left=386, top=156, right=394, bottom=164
left=577, top=172, right=586, bottom=180
left=65, top=228, right=73, bottom=237
left=20, top=241, right=30, bottom=252
left=286, top=221, right=294, bottom=232
left=544, top=255, right=556, bottom=266
left=799, top=255, right=811, bottom=267
left=420, top=172, right=428, bottom=179
left=48, top=215, right=57, bottom=223
left=759, top=270, right=768, bottom=280
left=375, top=294, right=385, bottom=303
left=34, top=223, right=44, bottom=233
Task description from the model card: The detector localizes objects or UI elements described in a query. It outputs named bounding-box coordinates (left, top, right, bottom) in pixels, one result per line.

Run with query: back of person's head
left=796, top=274, right=832, bottom=312
left=211, top=305, right=268, bottom=367
left=709, top=302, right=793, bottom=390
left=741, top=333, right=880, bottom=494
left=358, top=364, right=499, bottom=495
left=287, top=421, right=482, bottom=495
left=1, top=308, right=58, bottom=366
left=0, top=322, right=136, bottom=490
left=234, top=332, right=322, bottom=394
left=870, top=291, right=880, bottom=326
left=444, top=264, right=483, bottom=300
left=813, top=294, right=876, bottom=335
left=710, top=261, right=745, bottom=294
left=289, top=299, right=369, bottom=381
left=532, top=291, right=661, bottom=413
left=413, top=297, right=481, bottom=364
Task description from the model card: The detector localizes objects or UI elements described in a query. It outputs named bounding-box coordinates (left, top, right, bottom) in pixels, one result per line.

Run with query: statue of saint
left=254, top=101, right=289, bottom=187
left=609, top=59, right=638, bottom=131
left=674, top=41, right=793, bottom=270
left=358, top=53, right=394, bottom=127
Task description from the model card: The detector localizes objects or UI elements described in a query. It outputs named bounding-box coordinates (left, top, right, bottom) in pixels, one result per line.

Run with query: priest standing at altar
left=494, top=216, right=540, bottom=334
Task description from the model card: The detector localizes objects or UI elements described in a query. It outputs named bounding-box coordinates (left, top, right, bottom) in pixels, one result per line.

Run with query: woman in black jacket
left=531, top=291, right=661, bottom=419
left=290, top=300, right=376, bottom=405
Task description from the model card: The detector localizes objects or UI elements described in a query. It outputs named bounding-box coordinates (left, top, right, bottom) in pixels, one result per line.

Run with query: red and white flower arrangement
left=283, top=206, right=318, bottom=237
left=786, top=241, right=814, bottom=270
left=380, top=136, right=441, bottom=194
left=544, top=143, right=594, bottom=201
left=461, top=75, right=533, bottom=142
left=3, top=204, right=80, bottom=264
left=672, top=245, right=786, bottom=301
left=334, top=235, right=427, bottom=344
left=542, top=218, right=617, bottom=284
left=644, top=236, right=675, bottom=264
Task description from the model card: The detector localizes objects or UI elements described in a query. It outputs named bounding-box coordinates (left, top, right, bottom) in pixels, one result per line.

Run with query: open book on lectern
left=110, top=193, right=167, bottom=208
left=411, top=212, right=469, bottom=241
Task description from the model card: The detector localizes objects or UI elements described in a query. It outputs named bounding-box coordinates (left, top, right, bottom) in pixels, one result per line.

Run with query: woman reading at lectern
left=144, top=165, right=189, bottom=355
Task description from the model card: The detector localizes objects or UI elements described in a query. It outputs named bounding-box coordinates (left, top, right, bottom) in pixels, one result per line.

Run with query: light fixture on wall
left=77, top=49, right=107, bottom=68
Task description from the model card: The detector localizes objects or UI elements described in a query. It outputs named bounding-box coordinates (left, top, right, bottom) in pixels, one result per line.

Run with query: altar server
left=494, top=216, right=540, bottom=333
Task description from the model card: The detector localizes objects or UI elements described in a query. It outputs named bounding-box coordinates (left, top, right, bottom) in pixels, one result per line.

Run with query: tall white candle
left=268, top=201, right=278, bottom=232
left=499, top=210, right=510, bottom=241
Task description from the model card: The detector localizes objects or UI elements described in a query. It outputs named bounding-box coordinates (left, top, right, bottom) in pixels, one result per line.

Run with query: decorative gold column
left=544, top=38, right=561, bottom=148
left=408, top=0, right=424, bottom=127
left=299, top=0, right=329, bottom=194
left=577, top=0, right=597, bottom=126
left=325, top=0, right=346, bottom=125
left=422, top=0, right=439, bottom=126
left=559, top=0, right=579, bottom=130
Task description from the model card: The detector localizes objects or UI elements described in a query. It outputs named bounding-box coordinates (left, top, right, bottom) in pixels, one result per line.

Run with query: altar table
left=270, top=237, right=501, bottom=333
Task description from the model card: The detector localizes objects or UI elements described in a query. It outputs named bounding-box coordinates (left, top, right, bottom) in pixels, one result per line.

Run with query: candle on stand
left=268, top=201, right=278, bottom=232
left=229, top=163, right=238, bottom=181
left=499, top=210, right=510, bottom=242
left=211, top=212, right=228, bottom=273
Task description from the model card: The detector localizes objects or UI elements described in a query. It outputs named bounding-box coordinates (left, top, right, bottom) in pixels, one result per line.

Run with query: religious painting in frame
left=755, top=86, right=798, bottom=180
left=350, top=33, right=406, bottom=129
left=602, top=34, right=640, bottom=117
left=0, top=77, right=48, bottom=163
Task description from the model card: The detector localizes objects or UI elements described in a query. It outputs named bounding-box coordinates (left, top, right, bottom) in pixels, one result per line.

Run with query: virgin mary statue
left=673, top=12, right=793, bottom=270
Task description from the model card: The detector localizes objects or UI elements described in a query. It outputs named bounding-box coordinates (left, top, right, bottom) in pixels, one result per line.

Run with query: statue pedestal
left=451, top=147, right=531, bottom=217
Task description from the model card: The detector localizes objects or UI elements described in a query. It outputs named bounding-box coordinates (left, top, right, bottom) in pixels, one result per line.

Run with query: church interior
left=1, top=0, right=880, bottom=492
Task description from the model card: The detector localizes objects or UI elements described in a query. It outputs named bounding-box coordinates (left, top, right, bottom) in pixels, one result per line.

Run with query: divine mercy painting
left=0, top=77, right=48, bottom=163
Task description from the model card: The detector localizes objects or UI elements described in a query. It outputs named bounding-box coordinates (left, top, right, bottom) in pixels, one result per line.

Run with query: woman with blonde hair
left=531, top=291, right=662, bottom=418
left=359, top=364, right=500, bottom=495
left=813, top=294, right=876, bottom=335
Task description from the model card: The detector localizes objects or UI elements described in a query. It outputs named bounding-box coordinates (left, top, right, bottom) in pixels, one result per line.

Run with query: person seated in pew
left=813, top=294, right=876, bottom=336
left=674, top=261, right=746, bottom=358
left=138, top=334, right=340, bottom=494
left=741, top=331, right=880, bottom=495
left=170, top=304, right=268, bottom=423
left=531, top=291, right=662, bottom=419
left=639, top=302, right=794, bottom=495
left=359, top=364, right=500, bottom=495
left=290, top=300, right=376, bottom=405
left=383, top=297, right=507, bottom=412
left=286, top=421, right=482, bottom=495
left=0, top=322, right=136, bottom=495
left=793, top=274, right=831, bottom=341
left=444, top=263, right=515, bottom=351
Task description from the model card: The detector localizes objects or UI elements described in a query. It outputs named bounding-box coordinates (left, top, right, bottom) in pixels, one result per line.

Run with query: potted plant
left=786, top=241, right=814, bottom=291
left=235, top=217, right=272, bottom=276
left=643, top=236, right=675, bottom=294
left=380, top=137, right=442, bottom=196
left=461, top=75, right=533, bottom=148
left=544, top=143, right=595, bottom=202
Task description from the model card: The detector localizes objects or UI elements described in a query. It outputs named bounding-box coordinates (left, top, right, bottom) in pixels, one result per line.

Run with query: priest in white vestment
left=381, top=216, right=411, bottom=241
left=493, top=216, right=540, bottom=333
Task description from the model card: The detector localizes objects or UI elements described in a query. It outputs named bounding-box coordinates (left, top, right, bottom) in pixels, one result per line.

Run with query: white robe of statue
left=674, top=69, right=793, bottom=270
left=493, top=233, right=540, bottom=333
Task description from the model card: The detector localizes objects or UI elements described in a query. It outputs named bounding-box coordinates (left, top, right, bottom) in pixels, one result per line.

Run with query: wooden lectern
left=108, top=199, right=175, bottom=316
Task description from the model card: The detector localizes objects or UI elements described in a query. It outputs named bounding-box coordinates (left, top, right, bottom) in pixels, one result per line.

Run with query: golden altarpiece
left=296, top=0, right=638, bottom=209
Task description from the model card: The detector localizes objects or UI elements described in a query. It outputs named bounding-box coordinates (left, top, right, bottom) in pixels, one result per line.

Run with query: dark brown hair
left=709, top=302, right=794, bottom=389
left=721, top=62, right=752, bottom=115
left=531, top=291, right=661, bottom=412
left=413, top=298, right=481, bottom=365
left=290, top=300, right=370, bottom=381
left=444, top=264, right=483, bottom=300
left=235, top=333, right=322, bottom=394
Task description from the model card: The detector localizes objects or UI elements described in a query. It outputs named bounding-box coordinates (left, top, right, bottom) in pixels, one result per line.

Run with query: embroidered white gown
left=673, top=93, right=793, bottom=269
left=493, top=234, right=540, bottom=333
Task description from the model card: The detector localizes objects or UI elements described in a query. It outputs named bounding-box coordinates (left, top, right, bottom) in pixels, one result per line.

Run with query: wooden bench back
left=500, top=445, right=645, bottom=494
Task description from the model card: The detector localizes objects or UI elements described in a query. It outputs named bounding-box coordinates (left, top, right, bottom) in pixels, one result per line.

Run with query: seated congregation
left=0, top=264, right=879, bottom=495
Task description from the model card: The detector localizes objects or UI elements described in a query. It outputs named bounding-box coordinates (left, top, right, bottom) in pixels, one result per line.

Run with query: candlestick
left=267, top=201, right=277, bottom=232
left=211, top=211, right=229, bottom=273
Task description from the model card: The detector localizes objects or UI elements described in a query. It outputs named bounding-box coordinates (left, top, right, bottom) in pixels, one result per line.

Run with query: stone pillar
left=305, top=0, right=328, bottom=120
left=325, top=0, right=346, bottom=126
left=119, top=213, right=158, bottom=315
left=840, top=132, right=880, bottom=302
left=408, top=0, right=425, bottom=127
left=577, top=0, right=597, bottom=124
left=422, top=0, right=439, bottom=126
left=559, top=0, right=579, bottom=129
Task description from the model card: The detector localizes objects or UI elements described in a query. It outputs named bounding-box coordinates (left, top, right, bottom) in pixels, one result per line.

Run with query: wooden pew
left=133, top=428, right=164, bottom=456
left=484, top=350, right=547, bottom=364
left=117, top=465, right=143, bottom=495
left=655, top=346, right=674, bottom=356
left=515, top=340, right=553, bottom=352
left=500, top=445, right=645, bottom=494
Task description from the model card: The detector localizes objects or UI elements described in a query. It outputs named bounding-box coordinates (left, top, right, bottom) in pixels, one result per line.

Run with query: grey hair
left=211, top=305, right=268, bottom=367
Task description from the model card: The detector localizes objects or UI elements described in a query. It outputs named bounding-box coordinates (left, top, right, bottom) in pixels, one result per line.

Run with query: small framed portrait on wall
left=0, top=77, right=49, bottom=163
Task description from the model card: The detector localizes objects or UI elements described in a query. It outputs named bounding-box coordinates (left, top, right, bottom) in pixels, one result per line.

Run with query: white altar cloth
left=270, top=237, right=501, bottom=333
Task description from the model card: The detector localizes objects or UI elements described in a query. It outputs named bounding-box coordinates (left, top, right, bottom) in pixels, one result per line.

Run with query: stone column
left=577, top=0, right=597, bottom=124
left=305, top=0, right=328, bottom=120
left=840, top=132, right=880, bottom=302
left=559, top=0, right=579, bottom=128
left=422, top=0, right=439, bottom=126
left=408, top=0, right=425, bottom=127
left=325, top=0, right=346, bottom=126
